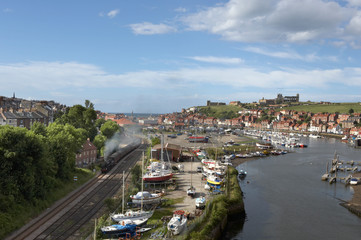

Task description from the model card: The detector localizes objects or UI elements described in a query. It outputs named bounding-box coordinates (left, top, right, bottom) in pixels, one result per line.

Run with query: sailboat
left=132, top=152, right=162, bottom=204
left=187, top=156, right=196, bottom=197
left=101, top=219, right=143, bottom=235
left=143, top=134, right=173, bottom=182
left=111, top=154, right=154, bottom=222
left=321, top=161, right=330, bottom=181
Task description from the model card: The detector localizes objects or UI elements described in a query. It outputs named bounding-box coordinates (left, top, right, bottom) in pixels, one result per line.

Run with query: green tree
left=100, top=120, right=121, bottom=139
left=349, top=108, right=354, bottom=114
left=0, top=126, right=52, bottom=202
left=56, top=101, right=97, bottom=141
left=47, top=123, right=86, bottom=180
left=95, top=118, right=106, bottom=129
left=30, top=121, right=47, bottom=136
left=85, top=99, right=94, bottom=109
left=93, top=134, right=107, bottom=156
left=151, top=137, right=161, bottom=146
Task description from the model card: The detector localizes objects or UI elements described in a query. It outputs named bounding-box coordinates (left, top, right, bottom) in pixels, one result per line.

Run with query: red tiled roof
left=114, top=118, right=135, bottom=125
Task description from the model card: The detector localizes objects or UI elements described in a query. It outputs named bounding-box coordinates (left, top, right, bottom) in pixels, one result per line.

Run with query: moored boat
left=321, top=173, right=330, bottom=181
left=350, top=178, right=359, bottom=185
left=130, top=191, right=162, bottom=205
left=143, top=134, right=173, bottom=182
left=238, top=169, right=247, bottom=179
left=195, top=196, right=206, bottom=209
left=256, top=142, right=273, bottom=149
left=143, top=170, right=173, bottom=182
left=167, top=210, right=187, bottom=235
left=111, top=209, right=154, bottom=222
left=101, top=219, right=137, bottom=235
left=187, top=186, right=196, bottom=197
left=206, top=174, right=223, bottom=185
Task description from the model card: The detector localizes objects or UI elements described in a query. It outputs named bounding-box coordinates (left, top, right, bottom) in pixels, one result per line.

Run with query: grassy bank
left=1, top=168, right=95, bottom=239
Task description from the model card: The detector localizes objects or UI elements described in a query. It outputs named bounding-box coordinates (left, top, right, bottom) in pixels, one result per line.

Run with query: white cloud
left=175, top=7, right=187, bottom=13
left=1, top=61, right=361, bottom=96
left=243, top=47, right=338, bottom=62
left=189, top=56, right=244, bottom=64
left=107, top=9, right=119, bottom=18
left=130, top=22, right=176, bottom=35
left=347, top=0, right=361, bottom=7
left=346, top=11, right=361, bottom=36
left=182, top=0, right=357, bottom=45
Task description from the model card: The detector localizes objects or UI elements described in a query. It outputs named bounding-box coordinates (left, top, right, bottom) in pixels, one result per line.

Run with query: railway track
left=7, top=144, right=146, bottom=240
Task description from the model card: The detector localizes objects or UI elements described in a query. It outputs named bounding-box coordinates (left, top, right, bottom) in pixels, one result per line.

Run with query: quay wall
left=340, top=203, right=361, bottom=218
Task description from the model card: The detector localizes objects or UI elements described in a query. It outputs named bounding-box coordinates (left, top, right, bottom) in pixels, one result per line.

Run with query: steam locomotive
left=101, top=139, right=141, bottom=174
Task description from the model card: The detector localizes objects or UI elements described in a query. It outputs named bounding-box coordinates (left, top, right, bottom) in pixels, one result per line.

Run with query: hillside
left=197, top=105, right=243, bottom=119
left=282, top=102, right=361, bottom=114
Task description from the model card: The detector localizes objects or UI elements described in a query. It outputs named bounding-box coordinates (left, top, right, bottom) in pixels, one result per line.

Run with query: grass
left=227, top=167, right=244, bottom=207
left=282, top=102, right=361, bottom=114
left=0, top=168, right=95, bottom=239
left=141, top=197, right=185, bottom=239
left=198, top=102, right=361, bottom=116
left=185, top=195, right=228, bottom=240
left=198, top=105, right=243, bottom=114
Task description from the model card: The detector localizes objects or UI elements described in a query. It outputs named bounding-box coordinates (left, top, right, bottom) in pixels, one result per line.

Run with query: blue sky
left=0, top=0, right=361, bottom=113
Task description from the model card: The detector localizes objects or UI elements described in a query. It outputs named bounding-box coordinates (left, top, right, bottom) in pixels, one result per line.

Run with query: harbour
left=227, top=136, right=361, bottom=240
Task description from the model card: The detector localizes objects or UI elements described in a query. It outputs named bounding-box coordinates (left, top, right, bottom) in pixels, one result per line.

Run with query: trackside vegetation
left=0, top=100, right=122, bottom=239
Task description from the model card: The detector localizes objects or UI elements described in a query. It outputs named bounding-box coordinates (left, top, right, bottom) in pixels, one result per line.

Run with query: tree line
left=0, top=100, right=121, bottom=215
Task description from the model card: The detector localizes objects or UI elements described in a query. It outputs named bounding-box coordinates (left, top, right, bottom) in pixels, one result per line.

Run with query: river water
left=227, top=136, right=361, bottom=240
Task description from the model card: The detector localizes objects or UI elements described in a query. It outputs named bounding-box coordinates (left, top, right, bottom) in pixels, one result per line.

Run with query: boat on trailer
left=167, top=210, right=187, bottom=235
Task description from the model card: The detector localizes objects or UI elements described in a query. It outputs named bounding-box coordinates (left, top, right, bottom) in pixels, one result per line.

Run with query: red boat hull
left=143, top=173, right=173, bottom=182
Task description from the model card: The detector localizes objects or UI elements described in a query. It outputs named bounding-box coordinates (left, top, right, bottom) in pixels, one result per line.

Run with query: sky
left=0, top=0, right=361, bottom=113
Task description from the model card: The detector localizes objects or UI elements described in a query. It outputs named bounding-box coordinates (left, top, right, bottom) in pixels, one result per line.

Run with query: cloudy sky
left=1, top=0, right=361, bottom=113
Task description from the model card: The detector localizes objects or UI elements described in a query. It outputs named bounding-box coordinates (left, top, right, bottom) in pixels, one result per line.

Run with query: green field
left=197, top=105, right=243, bottom=119
left=282, top=102, right=361, bottom=114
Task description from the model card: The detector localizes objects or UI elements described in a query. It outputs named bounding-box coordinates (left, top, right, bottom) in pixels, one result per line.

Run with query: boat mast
left=326, top=161, right=329, bottom=174
left=191, top=156, right=193, bottom=187
left=141, top=151, right=144, bottom=211
left=122, top=170, right=125, bottom=214
left=161, top=134, right=164, bottom=162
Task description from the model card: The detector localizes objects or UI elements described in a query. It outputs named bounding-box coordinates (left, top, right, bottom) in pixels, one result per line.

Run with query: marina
left=228, top=136, right=361, bottom=240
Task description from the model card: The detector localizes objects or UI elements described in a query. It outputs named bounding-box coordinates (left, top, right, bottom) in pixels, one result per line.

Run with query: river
left=227, top=136, right=361, bottom=240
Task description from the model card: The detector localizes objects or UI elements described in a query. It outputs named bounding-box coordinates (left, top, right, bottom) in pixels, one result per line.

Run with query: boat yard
left=100, top=133, right=248, bottom=239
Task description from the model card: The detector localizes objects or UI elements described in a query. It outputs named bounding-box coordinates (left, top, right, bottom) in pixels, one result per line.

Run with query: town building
left=259, top=93, right=299, bottom=105
left=229, top=101, right=241, bottom=106
left=75, top=138, right=97, bottom=167
left=206, top=100, right=226, bottom=106
left=152, top=143, right=182, bottom=162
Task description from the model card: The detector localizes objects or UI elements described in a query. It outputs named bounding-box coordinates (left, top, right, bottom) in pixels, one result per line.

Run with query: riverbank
left=342, top=172, right=361, bottom=217
left=232, top=147, right=361, bottom=220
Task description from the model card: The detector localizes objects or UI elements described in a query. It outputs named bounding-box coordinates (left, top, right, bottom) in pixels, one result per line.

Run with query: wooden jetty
left=322, top=151, right=361, bottom=184
left=321, top=161, right=330, bottom=181
left=329, top=170, right=337, bottom=184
